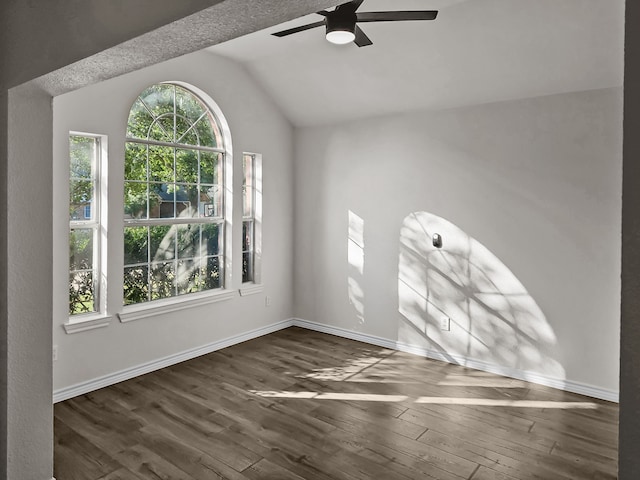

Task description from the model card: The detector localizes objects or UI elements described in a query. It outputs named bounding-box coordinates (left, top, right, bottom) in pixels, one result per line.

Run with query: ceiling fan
left=272, top=0, right=438, bottom=47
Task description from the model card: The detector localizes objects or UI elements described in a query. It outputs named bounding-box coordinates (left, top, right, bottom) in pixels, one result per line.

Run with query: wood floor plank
left=54, top=417, right=123, bottom=480
left=54, top=327, right=618, bottom=480
left=96, top=467, right=147, bottom=480
left=114, top=444, right=197, bottom=480
left=242, top=458, right=307, bottom=480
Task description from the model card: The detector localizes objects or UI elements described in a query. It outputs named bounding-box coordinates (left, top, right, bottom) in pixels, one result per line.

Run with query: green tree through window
left=124, top=83, right=226, bottom=305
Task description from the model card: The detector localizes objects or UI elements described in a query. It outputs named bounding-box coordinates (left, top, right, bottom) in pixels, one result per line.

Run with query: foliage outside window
left=69, top=135, right=100, bottom=316
left=124, top=83, right=226, bottom=305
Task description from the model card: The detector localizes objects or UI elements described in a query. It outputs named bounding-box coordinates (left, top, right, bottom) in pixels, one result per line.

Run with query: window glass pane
left=151, top=261, right=176, bottom=300
left=124, top=266, right=149, bottom=305
left=69, top=180, right=93, bottom=221
left=243, top=154, right=253, bottom=217
left=242, top=221, right=253, bottom=252
left=175, top=85, right=206, bottom=124
left=124, top=226, right=149, bottom=265
left=148, top=118, right=173, bottom=142
left=202, top=224, right=221, bottom=256
left=200, top=151, right=220, bottom=185
left=242, top=252, right=253, bottom=283
left=69, top=271, right=95, bottom=315
left=176, top=184, right=198, bottom=219
left=139, top=84, right=174, bottom=118
left=150, top=225, right=175, bottom=261
left=200, top=185, right=222, bottom=218
left=69, top=136, right=95, bottom=179
left=176, top=149, right=199, bottom=184
left=177, top=258, right=203, bottom=295
left=150, top=183, right=175, bottom=218
left=175, top=115, right=194, bottom=145
left=69, top=228, right=94, bottom=271
left=204, top=256, right=221, bottom=290
left=148, top=145, right=174, bottom=183
left=125, top=142, right=147, bottom=181
left=126, top=98, right=154, bottom=140
left=178, top=126, right=199, bottom=146
left=177, top=224, right=200, bottom=260
left=124, top=181, right=148, bottom=219
left=195, top=116, right=219, bottom=148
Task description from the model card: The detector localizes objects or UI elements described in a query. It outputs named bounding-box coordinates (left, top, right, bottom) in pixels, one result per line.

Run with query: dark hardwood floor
left=54, top=327, right=618, bottom=480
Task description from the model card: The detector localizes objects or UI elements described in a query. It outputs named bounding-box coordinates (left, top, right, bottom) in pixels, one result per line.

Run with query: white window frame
left=119, top=82, right=235, bottom=321
left=66, top=132, right=111, bottom=332
left=240, top=152, right=262, bottom=296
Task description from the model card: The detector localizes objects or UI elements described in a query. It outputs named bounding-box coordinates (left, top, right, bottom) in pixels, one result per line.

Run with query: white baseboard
left=53, top=317, right=619, bottom=404
left=291, top=318, right=619, bottom=403
left=53, top=319, right=294, bottom=403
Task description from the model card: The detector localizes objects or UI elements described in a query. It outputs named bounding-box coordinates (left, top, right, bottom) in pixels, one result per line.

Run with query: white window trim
left=239, top=283, right=264, bottom=296
left=118, top=289, right=236, bottom=323
left=63, top=315, right=113, bottom=334
left=122, top=82, right=234, bottom=309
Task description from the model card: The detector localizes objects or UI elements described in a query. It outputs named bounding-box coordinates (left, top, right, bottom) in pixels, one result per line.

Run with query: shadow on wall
left=398, top=211, right=565, bottom=380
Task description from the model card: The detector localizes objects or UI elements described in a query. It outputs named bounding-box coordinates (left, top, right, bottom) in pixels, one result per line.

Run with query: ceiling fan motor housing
left=326, top=11, right=357, bottom=37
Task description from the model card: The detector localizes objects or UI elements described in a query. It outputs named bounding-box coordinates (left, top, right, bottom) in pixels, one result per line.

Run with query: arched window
left=123, top=83, right=230, bottom=305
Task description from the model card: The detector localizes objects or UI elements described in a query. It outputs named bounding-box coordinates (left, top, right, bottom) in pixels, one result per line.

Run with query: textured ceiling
left=208, top=0, right=624, bottom=127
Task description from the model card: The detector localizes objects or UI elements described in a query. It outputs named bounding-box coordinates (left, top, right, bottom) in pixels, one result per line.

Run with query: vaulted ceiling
left=209, top=0, right=624, bottom=127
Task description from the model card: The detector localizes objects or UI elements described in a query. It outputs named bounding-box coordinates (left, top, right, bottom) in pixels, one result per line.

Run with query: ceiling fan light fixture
left=325, top=14, right=356, bottom=45
left=326, top=29, right=356, bottom=44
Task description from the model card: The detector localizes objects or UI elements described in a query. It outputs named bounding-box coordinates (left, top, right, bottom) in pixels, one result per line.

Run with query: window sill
left=239, top=283, right=264, bottom=296
left=63, top=315, right=113, bottom=334
left=118, top=289, right=236, bottom=324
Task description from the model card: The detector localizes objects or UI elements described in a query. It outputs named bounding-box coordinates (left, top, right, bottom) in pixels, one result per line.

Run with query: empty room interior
left=3, top=0, right=636, bottom=479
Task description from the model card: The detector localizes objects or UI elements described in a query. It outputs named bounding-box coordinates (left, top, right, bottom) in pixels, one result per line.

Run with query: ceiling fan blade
left=356, top=11, right=438, bottom=22
left=272, top=20, right=325, bottom=37
left=336, top=0, right=365, bottom=14
left=354, top=25, right=373, bottom=47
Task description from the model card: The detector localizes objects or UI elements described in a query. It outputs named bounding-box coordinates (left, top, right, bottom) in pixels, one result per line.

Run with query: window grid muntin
left=124, top=83, right=226, bottom=306
left=69, top=134, right=101, bottom=316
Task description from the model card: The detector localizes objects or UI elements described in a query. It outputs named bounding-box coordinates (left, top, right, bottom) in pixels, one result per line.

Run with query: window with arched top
left=123, top=83, right=230, bottom=306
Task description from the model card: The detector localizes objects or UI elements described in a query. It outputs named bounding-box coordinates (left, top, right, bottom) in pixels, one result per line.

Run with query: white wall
left=53, top=50, right=294, bottom=391
left=294, top=87, right=622, bottom=396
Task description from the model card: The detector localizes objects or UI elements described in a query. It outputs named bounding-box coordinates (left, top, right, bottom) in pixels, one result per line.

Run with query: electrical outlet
left=53, top=345, right=58, bottom=362
left=265, top=296, right=272, bottom=307
left=440, top=317, right=450, bottom=331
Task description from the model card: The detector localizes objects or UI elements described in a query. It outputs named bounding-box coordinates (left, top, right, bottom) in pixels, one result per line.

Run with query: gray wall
left=52, top=50, right=294, bottom=391
left=0, top=1, right=337, bottom=478
left=1, top=0, right=639, bottom=478
left=294, top=88, right=622, bottom=398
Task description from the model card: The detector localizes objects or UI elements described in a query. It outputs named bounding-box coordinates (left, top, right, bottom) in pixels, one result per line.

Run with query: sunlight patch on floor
left=414, top=397, right=598, bottom=409
left=250, top=390, right=409, bottom=402
left=249, top=390, right=598, bottom=409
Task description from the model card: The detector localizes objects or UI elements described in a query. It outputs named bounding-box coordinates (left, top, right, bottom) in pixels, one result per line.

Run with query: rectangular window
left=69, top=135, right=101, bottom=316
left=242, top=153, right=261, bottom=284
